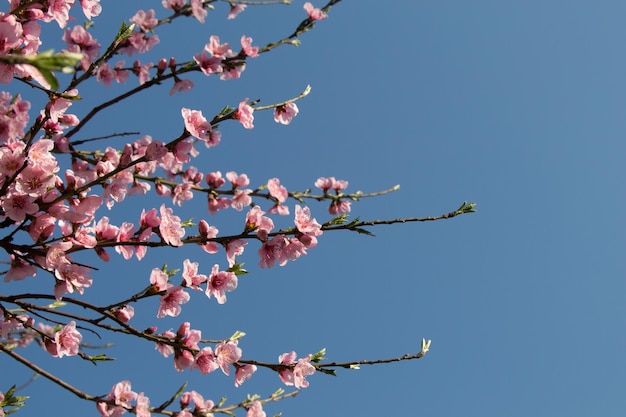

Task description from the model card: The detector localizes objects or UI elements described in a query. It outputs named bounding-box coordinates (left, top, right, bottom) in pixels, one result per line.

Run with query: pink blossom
left=193, top=50, right=223, bottom=76
left=106, top=380, right=137, bottom=410
left=208, top=195, right=231, bottom=214
left=240, top=35, right=258, bottom=58
left=227, top=4, right=246, bottom=19
left=205, top=35, right=232, bottom=58
left=130, top=9, right=158, bottom=31
left=114, top=222, right=136, bottom=260
left=294, top=205, right=322, bottom=236
left=258, top=235, right=288, bottom=268
left=235, top=364, right=257, bottom=387
left=245, top=206, right=274, bottom=240
left=198, top=220, right=219, bottom=254
left=140, top=208, right=160, bottom=228
left=80, top=0, right=101, bottom=19
left=226, top=171, right=249, bottom=188
left=27, top=213, right=56, bottom=242
left=0, top=15, right=23, bottom=55
left=63, top=25, right=100, bottom=70
left=193, top=347, right=219, bottom=375
left=155, top=329, right=175, bottom=358
left=329, top=199, right=351, bottom=214
left=162, top=0, right=186, bottom=10
left=169, top=78, right=194, bottom=95
left=282, top=237, right=308, bottom=262
left=45, top=241, right=73, bottom=270
left=133, top=60, right=153, bottom=84
left=182, top=259, right=208, bottom=290
left=190, top=0, right=207, bottom=23
left=274, top=102, right=299, bottom=125
left=268, top=178, right=288, bottom=203
left=215, top=341, right=242, bottom=375
left=113, top=305, right=134, bottom=323
left=219, top=61, right=246, bottom=80
left=95, top=216, right=120, bottom=240
left=96, top=63, right=117, bottom=86
left=174, top=323, right=200, bottom=371
left=225, top=239, right=247, bottom=266
left=278, top=351, right=297, bottom=385
left=52, top=320, right=82, bottom=357
left=304, top=2, right=327, bottom=21
left=293, top=355, right=316, bottom=388
left=0, top=145, right=26, bottom=177
left=246, top=401, right=266, bottom=417
left=46, top=0, right=75, bottom=28
left=145, top=140, right=168, bottom=161
left=54, top=263, right=93, bottom=299
left=180, top=391, right=214, bottom=414
left=159, top=204, right=185, bottom=246
left=206, top=171, right=225, bottom=189
left=235, top=98, right=254, bottom=129
left=119, top=31, right=159, bottom=56
left=172, top=183, right=193, bottom=206
left=231, top=189, right=252, bottom=211
left=15, top=165, right=56, bottom=197
left=149, top=268, right=170, bottom=291
left=5, top=254, right=37, bottom=281
left=181, top=108, right=212, bottom=141
left=0, top=93, right=30, bottom=142
left=206, top=264, right=237, bottom=304
left=204, top=129, right=221, bottom=148
left=268, top=203, right=289, bottom=216
left=1, top=192, right=38, bottom=222
left=135, top=393, right=150, bottom=417
left=157, top=286, right=190, bottom=318
left=96, top=401, right=125, bottom=417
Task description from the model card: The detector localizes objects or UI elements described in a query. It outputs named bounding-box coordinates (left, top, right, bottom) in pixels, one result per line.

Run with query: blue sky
left=2, top=1, right=625, bottom=416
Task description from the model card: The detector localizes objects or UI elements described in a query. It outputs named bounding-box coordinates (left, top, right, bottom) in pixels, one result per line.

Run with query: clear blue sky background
left=3, top=1, right=625, bottom=416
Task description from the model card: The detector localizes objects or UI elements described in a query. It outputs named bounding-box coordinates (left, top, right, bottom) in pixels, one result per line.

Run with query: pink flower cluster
left=42, top=321, right=82, bottom=358
left=97, top=380, right=150, bottom=417
left=278, top=351, right=316, bottom=388
left=154, top=321, right=253, bottom=386
left=193, top=34, right=259, bottom=81
left=315, top=176, right=352, bottom=214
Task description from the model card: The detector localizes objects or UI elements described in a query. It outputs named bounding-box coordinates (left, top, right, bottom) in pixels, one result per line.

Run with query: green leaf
left=229, top=330, right=246, bottom=341
left=352, top=227, right=375, bottom=237
left=310, top=348, right=326, bottom=362
left=228, top=262, right=248, bottom=276
left=328, top=214, right=349, bottom=225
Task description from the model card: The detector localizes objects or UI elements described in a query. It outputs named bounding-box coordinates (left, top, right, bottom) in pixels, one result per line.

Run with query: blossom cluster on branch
left=0, top=0, right=473, bottom=416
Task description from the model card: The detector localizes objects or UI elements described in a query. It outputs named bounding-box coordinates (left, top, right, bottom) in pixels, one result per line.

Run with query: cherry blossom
left=52, top=321, right=82, bottom=358
left=215, top=340, right=242, bottom=376
left=227, top=4, right=246, bottom=19
left=159, top=204, right=185, bottom=246
left=274, top=102, right=299, bottom=125
left=241, top=35, right=259, bottom=58
left=157, top=286, right=190, bottom=318
left=206, top=264, right=237, bottom=304
left=304, top=2, right=328, bottom=21
left=246, top=401, right=266, bottom=417
left=235, top=98, right=254, bottom=129
left=235, top=364, right=257, bottom=387
left=181, top=108, right=212, bottom=141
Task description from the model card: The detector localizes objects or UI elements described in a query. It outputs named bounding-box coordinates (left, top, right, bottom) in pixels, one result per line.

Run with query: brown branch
left=0, top=344, right=99, bottom=401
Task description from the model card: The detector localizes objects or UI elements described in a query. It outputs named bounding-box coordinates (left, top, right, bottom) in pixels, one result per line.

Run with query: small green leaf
left=310, top=348, right=326, bottom=362
left=228, top=262, right=248, bottom=276
left=328, top=214, right=349, bottom=225
left=352, top=227, right=375, bottom=236
left=229, top=330, right=246, bottom=341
